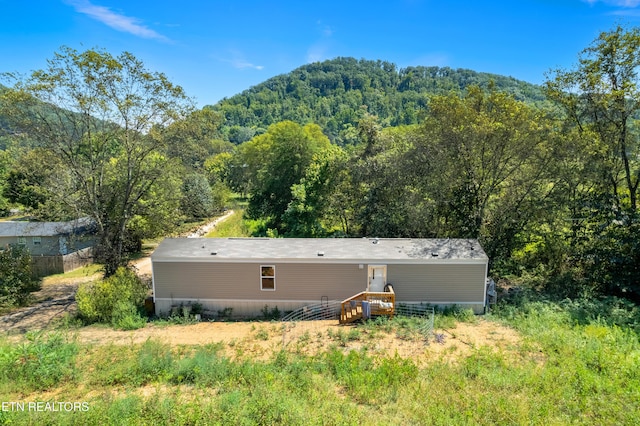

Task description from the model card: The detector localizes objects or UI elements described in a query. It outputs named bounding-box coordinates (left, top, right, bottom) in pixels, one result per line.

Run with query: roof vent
left=372, top=238, right=379, bottom=244
left=431, top=252, right=439, bottom=257
left=317, top=251, right=324, bottom=257
left=211, top=251, right=217, bottom=256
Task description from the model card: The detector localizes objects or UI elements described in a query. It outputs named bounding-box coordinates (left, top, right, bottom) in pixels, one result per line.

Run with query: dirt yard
left=23, top=317, right=519, bottom=365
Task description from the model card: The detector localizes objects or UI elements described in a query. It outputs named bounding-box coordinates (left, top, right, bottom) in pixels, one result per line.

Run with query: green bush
left=76, top=267, right=147, bottom=329
left=0, top=244, right=40, bottom=306
left=112, top=300, right=148, bottom=330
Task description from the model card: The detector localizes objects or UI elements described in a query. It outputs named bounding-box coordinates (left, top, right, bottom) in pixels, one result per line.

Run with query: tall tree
left=545, top=26, right=640, bottom=298
left=157, top=107, right=230, bottom=171
left=421, top=87, right=552, bottom=239
left=244, top=121, right=331, bottom=229
left=282, top=145, right=349, bottom=236
left=1, top=47, right=192, bottom=276
left=545, top=25, right=640, bottom=217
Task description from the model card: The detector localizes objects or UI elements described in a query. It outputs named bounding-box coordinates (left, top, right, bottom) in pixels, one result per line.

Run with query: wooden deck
left=339, top=286, right=395, bottom=324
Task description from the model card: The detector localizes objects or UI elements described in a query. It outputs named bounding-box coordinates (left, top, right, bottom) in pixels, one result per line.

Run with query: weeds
left=217, top=307, right=234, bottom=320
left=2, top=299, right=640, bottom=425
left=0, top=331, right=78, bottom=391
left=255, top=327, right=270, bottom=341
left=327, top=327, right=361, bottom=346
left=261, top=304, right=281, bottom=320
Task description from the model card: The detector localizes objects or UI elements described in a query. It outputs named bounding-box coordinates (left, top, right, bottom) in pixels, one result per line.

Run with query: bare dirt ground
left=0, top=213, right=234, bottom=334
left=0, top=275, right=96, bottom=333
left=33, top=318, right=520, bottom=364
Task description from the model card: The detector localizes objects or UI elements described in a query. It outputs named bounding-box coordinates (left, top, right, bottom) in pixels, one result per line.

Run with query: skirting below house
left=153, top=297, right=486, bottom=319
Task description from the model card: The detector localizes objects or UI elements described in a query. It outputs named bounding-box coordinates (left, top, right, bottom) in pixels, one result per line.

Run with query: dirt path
left=0, top=212, right=234, bottom=334
left=185, top=209, right=234, bottom=238
left=0, top=278, right=93, bottom=334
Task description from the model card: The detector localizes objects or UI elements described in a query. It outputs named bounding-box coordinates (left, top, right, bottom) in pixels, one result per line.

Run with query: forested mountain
left=211, top=57, right=547, bottom=143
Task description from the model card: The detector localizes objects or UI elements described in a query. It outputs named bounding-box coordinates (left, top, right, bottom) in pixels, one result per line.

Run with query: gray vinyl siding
left=0, top=235, right=96, bottom=256
left=388, top=263, right=486, bottom=303
left=153, top=262, right=367, bottom=302
left=0, top=236, right=59, bottom=256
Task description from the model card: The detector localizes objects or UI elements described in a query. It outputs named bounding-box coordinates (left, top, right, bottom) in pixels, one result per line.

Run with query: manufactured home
left=0, top=218, right=97, bottom=276
left=151, top=237, right=489, bottom=318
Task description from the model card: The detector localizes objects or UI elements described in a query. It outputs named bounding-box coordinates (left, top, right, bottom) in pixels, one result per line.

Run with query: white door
left=368, top=265, right=387, bottom=292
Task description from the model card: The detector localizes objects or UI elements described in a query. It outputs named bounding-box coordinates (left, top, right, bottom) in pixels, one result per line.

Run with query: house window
left=32, top=237, right=42, bottom=245
left=260, top=265, right=275, bottom=291
left=17, top=237, right=26, bottom=246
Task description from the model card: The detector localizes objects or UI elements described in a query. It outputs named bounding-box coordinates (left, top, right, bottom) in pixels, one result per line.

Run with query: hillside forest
left=0, top=26, right=639, bottom=303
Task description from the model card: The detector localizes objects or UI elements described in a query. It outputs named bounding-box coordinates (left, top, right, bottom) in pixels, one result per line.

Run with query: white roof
left=151, top=237, right=488, bottom=264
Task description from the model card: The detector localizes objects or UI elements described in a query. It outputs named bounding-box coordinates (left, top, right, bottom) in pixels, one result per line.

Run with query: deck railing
left=339, top=285, right=395, bottom=324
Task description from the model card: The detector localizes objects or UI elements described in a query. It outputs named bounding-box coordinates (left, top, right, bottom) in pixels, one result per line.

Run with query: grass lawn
left=0, top=300, right=638, bottom=425
left=205, top=209, right=251, bottom=237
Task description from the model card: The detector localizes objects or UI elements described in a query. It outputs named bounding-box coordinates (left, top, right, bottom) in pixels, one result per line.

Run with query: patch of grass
left=0, top=331, right=78, bottom=392
left=327, top=327, right=361, bottom=346
left=89, top=339, right=175, bottom=387
left=205, top=209, right=251, bottom=237
left=41, top=263, right=103, bottom=285
left=3, top=299, right=640, bottom=425
left=255, top=327, right=270, bottom=341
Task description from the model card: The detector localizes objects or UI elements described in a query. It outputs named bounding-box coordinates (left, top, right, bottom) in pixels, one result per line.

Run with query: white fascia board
left=151, top=256, right=488, bottom=265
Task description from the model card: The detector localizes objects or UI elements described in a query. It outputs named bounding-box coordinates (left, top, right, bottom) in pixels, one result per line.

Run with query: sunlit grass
left=1, top=300, right=638, bottom=425
left=41, top=263, right=104, bottom=285
left=205, top=209, right=251, bottom=238
left=42, top=263, right=103, bottom=285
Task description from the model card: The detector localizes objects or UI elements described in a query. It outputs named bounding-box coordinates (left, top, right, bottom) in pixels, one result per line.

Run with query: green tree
left=0, top=245, right=39, bottom=306
left=421, top=87, right=555, bottom=262
left=2, top=148, right=69, bottom=219
left=282, top=145, right=348, bottom=236
left=545, top=25, right=640, bottom=216
left=1, top=47, right=192, bottom=276
left=180, top=173, right=215, bottom=219
left=245, top=121, right=331, bottom=229
left=545, top=25, right=640, bottom=298
left=157, top=107, right=231, bottom=171
left=0, top=149, right=12, bottom=216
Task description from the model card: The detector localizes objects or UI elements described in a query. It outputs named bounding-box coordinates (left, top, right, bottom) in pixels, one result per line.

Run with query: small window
left=260, top=265, right=275, bottom=291
left=17, top=237, right=26, bottom=246
left=32, top=237, right=42, bottom=245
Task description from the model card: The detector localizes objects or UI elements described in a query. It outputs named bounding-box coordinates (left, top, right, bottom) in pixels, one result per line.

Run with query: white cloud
left=584, top=0, right=640, bottom=7
left=405, top=53, right=451, bottom=68
left=67, top=0, right=170, bottom=42
left=219, top=50, right=264, bottom=70
left=306, top=43, right=329, bottom=63
left=306, top=21, right=334, bottom=63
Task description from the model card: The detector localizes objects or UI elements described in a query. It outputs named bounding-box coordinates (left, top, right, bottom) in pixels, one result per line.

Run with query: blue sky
left=2, top=0, right=640, bottom=108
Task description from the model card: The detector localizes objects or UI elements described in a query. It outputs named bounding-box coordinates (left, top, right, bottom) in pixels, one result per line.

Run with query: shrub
left=112, top=300, right=147, bottom=330
left=76, top=267, right=147, bottom=328
left=0, top=244, right=39, bottom=306
left=261, top=304, right=281, bottom=320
